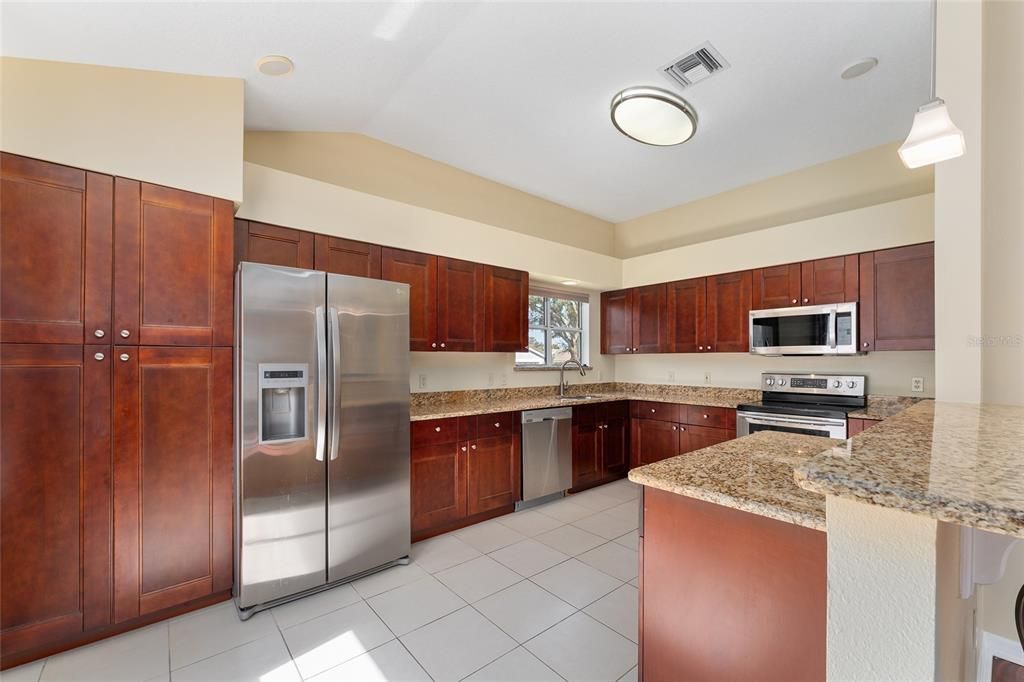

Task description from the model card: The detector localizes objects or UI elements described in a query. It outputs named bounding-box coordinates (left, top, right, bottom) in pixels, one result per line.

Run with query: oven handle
left=737, top=412, right=847, bottom=428
left=828, top=308, right=837, bottom=349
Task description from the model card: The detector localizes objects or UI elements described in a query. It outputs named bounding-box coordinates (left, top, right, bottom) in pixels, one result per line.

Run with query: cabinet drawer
left=412, top=418, right=459, bottom=447
left=600, top=401, right=631, bottom=422
left=631, top=401, right=680, bottom=423
left=477, top=412, right=517, bottom=438
left=683, top=405, right=735, bottom=430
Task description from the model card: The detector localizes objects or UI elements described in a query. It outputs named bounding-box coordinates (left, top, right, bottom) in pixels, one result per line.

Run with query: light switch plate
left=911, top=377, right=925, bottom=393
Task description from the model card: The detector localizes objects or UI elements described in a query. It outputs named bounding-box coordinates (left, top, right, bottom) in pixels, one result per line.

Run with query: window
left=515, top=288, right=590, bottom=368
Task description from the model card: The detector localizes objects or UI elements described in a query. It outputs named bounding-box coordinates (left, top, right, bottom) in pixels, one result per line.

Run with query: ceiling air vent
left=661, top=42, right=729, bottom=89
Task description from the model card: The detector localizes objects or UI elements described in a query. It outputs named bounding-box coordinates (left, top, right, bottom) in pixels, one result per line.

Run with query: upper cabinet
left=483, top=265, right=528, bottom=353
left=234, top=220, right=313, bottom=270
left=113, top=180, right=234, bottom=347
left=667, top=278, right=707, bottom=353
left=800, top=254, right=858, bottom=305
left=436, top=256, right=484, bottom=352
left=1, top=154, right=113, bottom=344
left=314, top=234, right=382, bottom=278
left=751, top=264, right=801, bottom=310
left=705, top=271, right=752, bottom=353
left=600, top=289, right=633, bottom=354
left=381, top=248, right=438, bottom=351
left=859, top=243, right=934, bottom=351
left=600, top=284, right=670, bottom=354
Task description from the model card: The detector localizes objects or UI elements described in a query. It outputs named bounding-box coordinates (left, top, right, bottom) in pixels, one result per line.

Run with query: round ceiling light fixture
left=610, top=86, right=697, bottom=146
left=257, top=55, right=294, bottom=77
left=840, top=57, right=878, bottom=80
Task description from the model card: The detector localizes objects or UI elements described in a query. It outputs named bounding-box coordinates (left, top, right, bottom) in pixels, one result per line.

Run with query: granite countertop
left=628, top=431, right=839, bottom=531
left=795, top=400, right=1024, bottom=538
left=410, top=382, right=761, bottom=421
left=847, top=395, right=922, bottom=420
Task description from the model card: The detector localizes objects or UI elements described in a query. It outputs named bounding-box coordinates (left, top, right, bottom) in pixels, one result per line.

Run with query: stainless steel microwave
left=749, top=302, right=859, bottom=355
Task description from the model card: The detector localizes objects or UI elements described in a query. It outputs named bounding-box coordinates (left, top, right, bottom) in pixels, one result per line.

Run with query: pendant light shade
left=898, top=98, right=965, bottom=168
left=610, top=86, right=697, bottom=146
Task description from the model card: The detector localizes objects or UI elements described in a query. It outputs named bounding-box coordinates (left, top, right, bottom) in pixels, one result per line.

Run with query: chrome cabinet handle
left=672, top=425, right=677, bottom=431
left=119, top=353, right=129, bottom=361
left=94, top=329, right=105, bottom=338
left=471, top=444, right=477, bottom=450
left=863, top=341, right=870, bottom=348
left=680, top=426, right=686, bottom=431
left=791, top=299, right=797, bottom=304
left=94, top=352, right=105, bottom=361
left=650, top=408, right=655, bottom=413
left=440, top=343, right=446, bottom=349
left=494, top=422, right=500, bottom=428
left=803, top=298, right=809, bottom=304
left=703, top=414, right=709, bottom=419
left=431, top=342, right=437, bottom=348
left=434, top=426, right=442, bottom=432
left=461, top=446, right=467, bottom=452
left=698, top=345, right=704, bottom=350
left=120, top=329, right=130, bottom=338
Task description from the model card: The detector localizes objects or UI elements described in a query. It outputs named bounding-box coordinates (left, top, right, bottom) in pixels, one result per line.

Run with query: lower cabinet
left=411, top=413, right=521, bottom=539
left=847, top=417, right=881, bottom=437
left=631, top=404, right=736, bottom=467
left=571, top=402, right=630, bottom=490
left=631, top=418, right=680, bottom=467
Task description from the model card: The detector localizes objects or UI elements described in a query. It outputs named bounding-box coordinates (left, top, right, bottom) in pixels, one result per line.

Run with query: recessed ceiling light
left=840, top=57, right=878, bottom=80
left=257, top=55, right=294, bottom=77
left=560, top=280, right=578, bottom=286
left=610, top=86, right=697, bottom=147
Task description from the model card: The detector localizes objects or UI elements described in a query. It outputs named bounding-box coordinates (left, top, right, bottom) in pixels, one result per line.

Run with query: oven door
left=749, top=303, right=858, bottom=355
left=736, top=411, right=847, bottom=439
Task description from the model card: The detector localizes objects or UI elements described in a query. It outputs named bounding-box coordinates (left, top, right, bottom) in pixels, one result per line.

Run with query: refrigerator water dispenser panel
left=258, top=363, right=308, bottom=444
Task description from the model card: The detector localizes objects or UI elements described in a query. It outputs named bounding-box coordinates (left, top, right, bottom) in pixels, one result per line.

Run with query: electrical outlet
left=911, top=377, right=925, bottom=393
left=704, top=372, right=712, bottom=384
left=668, top=370, right=676, bottom=383
left=418, top=374, right=428, bottom=389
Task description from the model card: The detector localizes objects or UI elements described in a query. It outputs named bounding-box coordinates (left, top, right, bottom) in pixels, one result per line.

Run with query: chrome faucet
left=559, top=359, right=586, bottom=398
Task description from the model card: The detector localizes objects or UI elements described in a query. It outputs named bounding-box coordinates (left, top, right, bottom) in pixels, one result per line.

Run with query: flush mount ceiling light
left=840, top=57, right=878, bottom=80
left=257, top=55, right=294, bottom=77
left=610, top=86, right=697, bottom=146
left=898, top=0, right=964, bottom=168
left=560, top=280, right=578, bottom=286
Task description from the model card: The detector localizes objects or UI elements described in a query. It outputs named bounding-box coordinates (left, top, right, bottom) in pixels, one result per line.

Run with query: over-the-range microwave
left=749, top=302, right=859, bottom=355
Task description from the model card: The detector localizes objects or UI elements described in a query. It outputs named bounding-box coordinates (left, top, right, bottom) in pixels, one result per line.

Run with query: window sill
left=513, top=365, right=594, bottom=372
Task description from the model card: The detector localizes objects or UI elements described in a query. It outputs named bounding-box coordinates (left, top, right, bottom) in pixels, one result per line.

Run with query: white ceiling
left=1, top=1, right=932, bottom=223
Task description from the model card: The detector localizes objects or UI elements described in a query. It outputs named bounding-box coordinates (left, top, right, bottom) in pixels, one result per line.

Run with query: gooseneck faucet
left=559, top=359, right=587, bottom=398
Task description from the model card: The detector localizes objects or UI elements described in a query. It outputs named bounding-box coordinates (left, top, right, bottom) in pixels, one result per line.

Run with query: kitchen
left=1, top=2, right=1023, bottom=682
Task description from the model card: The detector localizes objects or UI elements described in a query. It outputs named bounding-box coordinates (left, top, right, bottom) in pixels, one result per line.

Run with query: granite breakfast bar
left=628, top=431, right=840, bottom=682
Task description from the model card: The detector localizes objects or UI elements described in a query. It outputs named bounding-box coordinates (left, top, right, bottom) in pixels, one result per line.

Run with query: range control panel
left=760, top=372, right=866, bottom=397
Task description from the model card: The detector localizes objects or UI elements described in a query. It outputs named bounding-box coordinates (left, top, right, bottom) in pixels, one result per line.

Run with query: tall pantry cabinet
left=0, top=153, right=234, bottom=668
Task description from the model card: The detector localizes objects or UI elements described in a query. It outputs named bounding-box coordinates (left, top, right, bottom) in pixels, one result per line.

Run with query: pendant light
left=898, top=0, right=965, bottom=168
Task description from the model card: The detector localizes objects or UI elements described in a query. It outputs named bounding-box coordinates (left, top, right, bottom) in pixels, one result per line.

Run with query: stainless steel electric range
left=736, top=372, right=867, bottom=439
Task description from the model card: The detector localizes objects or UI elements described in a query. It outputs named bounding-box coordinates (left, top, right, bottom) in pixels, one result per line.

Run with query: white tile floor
left=2, top=479, right=640, bottom=682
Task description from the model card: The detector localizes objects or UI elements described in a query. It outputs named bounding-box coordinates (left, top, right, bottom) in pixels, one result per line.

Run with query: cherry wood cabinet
left=314, top=234, right=382, bottom=278
left=411, top=413, right=520, bottom=539
left=113, top=179, right=233, bottom=347
left=1, top=153, right=113, bottom=344
left=0, top=344, right=112, bottom=664
left=572, top=402, right=630, bottom=489
left=483, top=265, right=529, bottom=352
left=705, top=271, right=752, bottom=353
left=859, top=242, right=935, bottom=351
left=437, top=257, right=484, bottom=352
left=600, top=289, right=634, bottom=354
left=847, top=417, right=881, bottom=437
left=632, top=284, right=670, bottom=353
left=234, top=219, right=314, bottom=270
left=631, top=404, right=736, bottom=467
left=667, top=278, right=707, bottom=353
left=751, top=263, right=802, bottom=310
left=112, top=346, right=232, bottom=622
left=631, top=417, right=680, bottom=467
left=685, top=424, right=733, bottom=452
left=801, top=254, right=858, bottom=305
left=382, top=248, right=438, bottom=351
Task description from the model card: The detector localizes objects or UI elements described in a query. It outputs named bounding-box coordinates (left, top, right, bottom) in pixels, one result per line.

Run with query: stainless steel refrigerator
left=234, top=262, right=411, bottom=618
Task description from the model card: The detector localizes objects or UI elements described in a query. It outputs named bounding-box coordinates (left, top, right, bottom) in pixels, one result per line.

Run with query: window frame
left=515, top=288, right=591, bottom=369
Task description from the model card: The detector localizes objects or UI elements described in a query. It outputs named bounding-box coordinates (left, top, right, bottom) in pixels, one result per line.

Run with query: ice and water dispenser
left=258, top=364, right=309, bottom=444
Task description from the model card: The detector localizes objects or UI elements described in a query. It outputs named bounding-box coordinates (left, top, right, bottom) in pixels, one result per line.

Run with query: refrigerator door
left=236, top=263, right=327, bottom=609
left=327, top=274, right=411, bottom=582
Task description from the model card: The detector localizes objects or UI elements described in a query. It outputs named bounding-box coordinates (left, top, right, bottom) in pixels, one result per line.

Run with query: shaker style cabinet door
left=436, top=256, right=484, bottom=352
left=859, top=243, right=934, bottom=351
left=1, top=153, right=112, bottom=344
left=483, top=265, right=529, bottom=352
left=466, top=434, right=520, bottom=515
left=601, top=417, right=629, bottom=477
left=751, top=264, right=802, bottom=309
left=112, top=346, right=232, bottom=622
left=0, top=344, right=112, bottom=663
left=705, top=271, right=752, bottom=353
left=667, top=277, right=707, bottom=353
left=314, top=234, right=382, bottom=278
left=631, top=418, right=680, bottom=467
left=411, top=443, right=466, bottom=535
left=381, top=248, right=437, bottom=351
left=632, top=284, right=670, bottom=353
left=800, top=255, right=858, bottom=305
left=601, top=289, right=634, bottom=354
left=234, top=219, right=314, bottom=269
left=113, top=180, right=233, bottom=347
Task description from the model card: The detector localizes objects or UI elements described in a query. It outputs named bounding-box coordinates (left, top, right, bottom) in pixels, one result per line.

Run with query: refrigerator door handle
left=328, top=306, right=341, bottom=461
left=315, top=305, right=327, bottom=462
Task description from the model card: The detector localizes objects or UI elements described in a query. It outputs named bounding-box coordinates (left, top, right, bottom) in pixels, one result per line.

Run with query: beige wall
left=614, top=142, right=934, bottom=258
left=244, top=131, right=615, bottom=256
left=0, top=57, right=244, bottom=201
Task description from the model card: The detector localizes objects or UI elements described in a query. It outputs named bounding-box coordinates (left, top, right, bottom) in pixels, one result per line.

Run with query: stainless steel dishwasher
left=518, top=407, right=574, bottom=510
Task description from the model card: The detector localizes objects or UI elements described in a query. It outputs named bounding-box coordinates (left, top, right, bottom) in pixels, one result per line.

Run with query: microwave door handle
left=328, top=307, right=341, bottom=461
left=315, top=306, right=327, bottom=462
left=827, top=309, right=837, bottom=349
